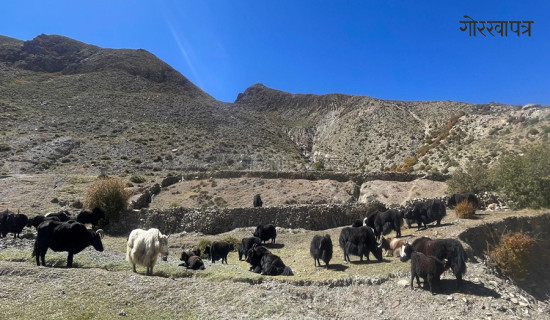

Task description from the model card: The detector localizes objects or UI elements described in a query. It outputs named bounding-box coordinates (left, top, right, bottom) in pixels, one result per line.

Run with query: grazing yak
left=45, top=210, right=72, bottom=222
left=253, top=224, right=277, bottom=244
left=238, top=236, right=261, bottom=261
left=310, top=234, right=333, bottom=268
left=27, top=215, right=61, bottom=229
left=447, top=193, right=480, bottom=209
left=126, top=228, right=169, bottom=276
left=365, top=209, right=404, bottom=239
left=246, top=244, right=293, bottom=276
left=1, top=210, right=28, bottom=238
left=404, top=199, right=446, bottom=230
left=400, top=237, right=467, bottom=290
left=76, top=207, right=106, bottom=229
left=410, top=252, right=446, bottom=294
left=253, top=194, right=263, bottom=207
left=179, top=250, right=205, bottom=270
left=339, top=226, right=383, bottom=263
left=209, top=241, right=234, bottom=264
left=33, top=220, right=104, bottom=267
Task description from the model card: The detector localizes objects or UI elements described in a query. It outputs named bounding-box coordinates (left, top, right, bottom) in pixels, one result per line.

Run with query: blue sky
left=1, top=1, right=549, bottom=105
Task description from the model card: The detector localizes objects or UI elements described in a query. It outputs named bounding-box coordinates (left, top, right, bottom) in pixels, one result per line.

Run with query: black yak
left=45, top=210, right=72, bottom=222
left=447, top=193, right=479, bottom=209
left=253, top=224, right=276, bottom=244
left=339, top=226, right=383, bottom=263
left=27, top=215, right=61, bottom=229
left=400, top=237, right=467, bottom=290
left=0, top=209, right=14, bottom=237
left=410, top=251, right=446, bottom=294
left=351, top=219, right=363, bottom=228
left=253, top=194, right=263, bottom=207
left=310, top=234, right=333, bottom=268
left=404, top=199, right=446, bottom=230
left=179, top=250, right=205, bottom=270
left=238, top=236, right=261, bottom=261
left=33, top=220, right=104, bottom=267
left=209, top=241, right=234, bottom=264
left=372, top=209, right=404, bottom=239
left=246, top=244, right=292, bottom=276
left=76, top=207, right=106, bottom=229
left=5, top=212, right=28, bottom=238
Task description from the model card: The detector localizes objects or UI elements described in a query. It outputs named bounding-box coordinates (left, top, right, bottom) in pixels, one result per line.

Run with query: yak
left=126, top=228, right=169, bottom=276
left=447, top=193, right=479, bottom=209
left=0, top=209, right=14, bottom=237
left=238, top=236, right=261, bottom=261
left=400, top=237, right=467, bottom=290
left=372, top=209, right=404, bottom=239
left=246, top=244, right=292, bottom=276
left=410, top=251, right=446, bottom=294
left=351, top=219, right=363, bottom=228
left=404, top=199, right=446, bottom=230
left=76, top=207, right=106, bottom=229
left=339, top=226, right=383, bottom=263
left=5, top=212, right=28, bottom=238
left=179, top=250, right=205, bottom=270
left=27, top=215, right=61, bottom=229
left=33, top=220, right=104, bottom=267
left=253, top=224, right=277, bottom=244
left=209, top=241, right=234, bottom=264
left=253, top=194, right=263, bottom=207
left=45, top=210, right=72, bottom=222
left=310, top=234, right=333, bottom=268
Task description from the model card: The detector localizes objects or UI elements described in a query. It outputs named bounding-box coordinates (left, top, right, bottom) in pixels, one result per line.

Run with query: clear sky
left=1, top=1, right=549, bottom=105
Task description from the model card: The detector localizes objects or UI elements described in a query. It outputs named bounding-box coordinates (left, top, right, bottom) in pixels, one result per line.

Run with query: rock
left=119, top=310, right=126, bottom=316
left=447, top=296, right=454, bottom=301
left=391, top=301, right=400, bottom=308
left=51, top=198, right=59, bottom=203
left=519, top=302, right=529, bottom=307
left=397, top=279, right=409, bottom=287
left=511, top=298, right=518, bottom=304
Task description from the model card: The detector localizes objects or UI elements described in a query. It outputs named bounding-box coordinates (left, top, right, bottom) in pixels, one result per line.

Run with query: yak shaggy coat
left=126, top=228, right=169, bottom=276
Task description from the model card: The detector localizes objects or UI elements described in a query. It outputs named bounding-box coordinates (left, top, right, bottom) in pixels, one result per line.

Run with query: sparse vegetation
left=130, top=175, right=147, bottom=184
left=455, top=200, right=476, bottom=219
left=488, top=232, right=536, bottom=280
left=84, top=176, right=132, bottom=228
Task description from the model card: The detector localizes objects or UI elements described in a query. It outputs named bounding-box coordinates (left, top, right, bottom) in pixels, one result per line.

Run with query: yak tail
left=281, top=266, right=293, bottom=276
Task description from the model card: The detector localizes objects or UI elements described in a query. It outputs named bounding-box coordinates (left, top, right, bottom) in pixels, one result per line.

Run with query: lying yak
left=339, top=226, right=383, bottom=263
left=310, top=234, right=333, bottom=268
left=246, top=244, right=293, bottom=276
left=33, top=220, right=104, bottom=267
left=410, top=251, right=446, bottom=294
left=253, top=224, right=277, bottom=244
left=401, top=237, right=467, bottom=290
left=238, top=236, right=261, bottom=261
left=179, top=250, right=205, bottom=270
left=404, top=199, right=446, bottom=230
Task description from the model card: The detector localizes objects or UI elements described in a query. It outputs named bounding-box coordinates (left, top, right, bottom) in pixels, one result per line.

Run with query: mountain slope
left=0, top=34, right=548, bottom=176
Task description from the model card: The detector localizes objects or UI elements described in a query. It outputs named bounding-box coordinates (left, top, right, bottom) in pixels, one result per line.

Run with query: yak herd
left=0, top=192, right=478, bottom=295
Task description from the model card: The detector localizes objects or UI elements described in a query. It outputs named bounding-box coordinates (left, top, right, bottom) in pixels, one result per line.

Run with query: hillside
left=1, top=34, right=549, bottom=177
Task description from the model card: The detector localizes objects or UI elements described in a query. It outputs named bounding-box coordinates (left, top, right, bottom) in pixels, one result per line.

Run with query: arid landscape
left=1, top=34, right=549, bottom=319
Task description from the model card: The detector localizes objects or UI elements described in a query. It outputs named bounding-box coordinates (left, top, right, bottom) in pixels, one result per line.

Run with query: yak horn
left=96, top=229, right=105, bottom=239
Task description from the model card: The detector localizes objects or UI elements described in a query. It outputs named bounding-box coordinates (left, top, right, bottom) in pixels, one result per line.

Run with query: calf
left=209, top=241, right=234, bottom=264
left=401, top=237, right=467, bottom=290
left=253, top=224, right=276, bottom=244
left=239, top=237, right=261, bottom=261
left=310, top=234, right=333, bottom=268
left=410, top=252, right=446, bottom=294
left=339, top=226, right=383, bottom=263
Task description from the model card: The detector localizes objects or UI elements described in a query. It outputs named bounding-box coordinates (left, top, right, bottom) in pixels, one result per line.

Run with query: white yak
left=126, top=228, right=169, bottom=276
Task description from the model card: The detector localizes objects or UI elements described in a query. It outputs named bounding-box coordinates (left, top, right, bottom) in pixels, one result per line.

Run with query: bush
left=196, top=239, right=212, bottom=259
left=455, top=200, right=475, bottom=219
left=490, top=143, right=550, bottom=209
left=447, top=161, right=491, bottom=194
left=222, top=236, right=241, bottom=252
left=129, top=175, right=146, bottom=184
left=313, top=162, right=324, bottom=171
left=488, top=232, right=535, bottom=280
left=84, top=177, right=132, bottom=228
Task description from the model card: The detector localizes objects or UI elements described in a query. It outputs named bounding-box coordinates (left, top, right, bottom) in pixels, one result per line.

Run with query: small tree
left=84, top=176, right=132, bottom=228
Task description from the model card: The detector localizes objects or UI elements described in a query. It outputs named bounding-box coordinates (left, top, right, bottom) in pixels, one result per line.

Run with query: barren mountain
left=1, top=34, right=548, bottom=176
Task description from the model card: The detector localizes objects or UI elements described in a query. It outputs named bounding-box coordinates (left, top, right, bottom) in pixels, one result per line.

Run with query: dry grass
left=455, top=200, right=476, bottom=219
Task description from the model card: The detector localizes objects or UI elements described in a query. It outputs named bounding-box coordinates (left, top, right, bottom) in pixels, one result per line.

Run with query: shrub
left=196, top=239, right=212, bottom=259
left=447, top=161, right=491, bottom=194
left=313, top=162, right=324, bottom=171
left=454, top=200, right=475, bottom=219
left=222, top=236, right=241, bottom=252
left=84, top=177, right=132, bottom=228
left=490, top=143, right=550, bottom=209
left=488, top=232, right=535, bottom=280
left=129, top=175, right=146, bottom=184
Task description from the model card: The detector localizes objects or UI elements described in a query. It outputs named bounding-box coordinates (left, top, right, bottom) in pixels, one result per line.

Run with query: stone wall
left=111, top=203, right=378, bottom=236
